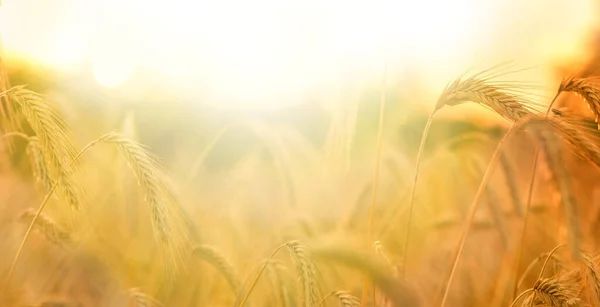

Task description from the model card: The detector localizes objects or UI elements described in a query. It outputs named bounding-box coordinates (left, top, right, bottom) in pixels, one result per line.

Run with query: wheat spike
left=581, top=252, right=600, bottom=305
left=100, top=132, right=194, bottom=272
left=3, top=87, right=85, bottom=224
left=545, top=115, right=600, bottom=169
left=521, top=277, right=580, bottom=307
left=4, top=86, right=83, bottom=211
left=26, top=137, right=53, bottom=193
left=560, top=77, right=600, bottom=129
left=18, top=208, right=73, bottom=247
left=286, top=241, right=320, bottom=307
left=435, top=67, right=540, bottom=122
left=193, top=245, right=241, bottom=294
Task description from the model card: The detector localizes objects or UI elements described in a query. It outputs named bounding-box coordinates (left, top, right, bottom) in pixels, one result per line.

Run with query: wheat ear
left=581, top=252, right=600, bottom=305
left=17, top=208, right=73, bottom=247
left=526, top=244, right=566, bottom=307
left=26, top=138, right=53, bottom=193
left=560, top=77, right=600, bottom=129
left=100, top=132, right=194, bottom=272
left=517, top=253, right=563, bottom=291
left=286, top=241, right=320, bottom=307
left=4, top=86, right=83, bottom=211
left=193, top=245, right=241, bottom=294
left=522, top=277, right=581, bottom=307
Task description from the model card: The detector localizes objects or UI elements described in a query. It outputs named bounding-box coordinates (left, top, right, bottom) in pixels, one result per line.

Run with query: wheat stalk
left=404, top=66, right=539, bottom=277
left=499, top=150, right=525, bottom=217
left=517, top=252, right=564, bottom=291
left=527, top=119, right=582, bottom=258
left=266, top=260, right=295, bottom=307
left=4, top=126, right=109, bottom=286
left=193, top=245, right=241, bottom=294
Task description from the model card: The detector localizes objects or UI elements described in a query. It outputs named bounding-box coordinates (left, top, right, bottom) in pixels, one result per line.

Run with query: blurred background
left=2, top=0, right=600, bottom=306
left=1, top=0, right=598, bottom=170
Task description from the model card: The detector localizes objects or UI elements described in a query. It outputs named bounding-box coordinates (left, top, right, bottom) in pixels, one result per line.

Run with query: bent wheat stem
left=362, top=62, right=387, bottom=307
left=4, top=135, right=105, bottom=287
left=440, top=119, right=528, bottom=307
left=237, top=243, right=289, bottom=307
left=402, top=111, right=436, bottom=278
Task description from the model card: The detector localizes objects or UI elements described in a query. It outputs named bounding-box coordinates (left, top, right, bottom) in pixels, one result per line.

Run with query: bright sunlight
left=1, top=0, right=594, bottom=109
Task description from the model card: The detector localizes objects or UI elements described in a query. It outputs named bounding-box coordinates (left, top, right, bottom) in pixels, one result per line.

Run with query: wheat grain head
left=559, top=77, right=600, bottom=129
left=100, top=132, right=195, bottom=273
left=193, top=245, right=241, bottom=294
left=18, top=208, right=73, bottom=247
left=286, top=241, right=320, bottom=307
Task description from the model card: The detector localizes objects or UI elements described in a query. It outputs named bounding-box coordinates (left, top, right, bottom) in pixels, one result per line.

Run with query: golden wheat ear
left=581, top=252, right=600, bottom=305
left=520, top=276, right=581, bottom=307
left=17, top=208, right=73, bottom=247
left=99, top=132, right=196, bottom=273
left=193, top=245, right=241, bottom=294
left=285, top=241, right=321, bottom=307
left=2, top=86, right=83, bottom=211
left=559, top=77, right=600, bottom=129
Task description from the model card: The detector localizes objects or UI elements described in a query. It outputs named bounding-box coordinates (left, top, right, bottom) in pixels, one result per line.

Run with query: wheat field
left=2, top=3, right=600, bottom=307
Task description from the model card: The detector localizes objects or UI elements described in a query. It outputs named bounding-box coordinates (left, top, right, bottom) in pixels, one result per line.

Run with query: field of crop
left=2, top=2, right=600, bottom=307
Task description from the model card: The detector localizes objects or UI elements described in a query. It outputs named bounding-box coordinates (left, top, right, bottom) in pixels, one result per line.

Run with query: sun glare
left=0, top=0, right=596, bottom=109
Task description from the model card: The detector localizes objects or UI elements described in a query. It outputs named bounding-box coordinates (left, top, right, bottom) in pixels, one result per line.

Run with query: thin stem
left=538, top=244, right=565, bottom=280
left=236, top=243, right=288, bottom=307
left=440, top=121, right=525, bottom=307
left=362, top=55, right=387, bottom=307
left=402, top=111, right=436, bottom=278
left=511, top=89, right=562, bottom=299
left=511, top=149, right=539, bottom=298
left=528, top=243, right=565, bottom=307
left=510, top=289, right=534, bottom=307
left=318, top=291, right=338, bottom=307
left=0, top=131, right=28, bottom=141
left=4, top=137, right=103, bottom=286
left=516, top=253, right=557, bottom=290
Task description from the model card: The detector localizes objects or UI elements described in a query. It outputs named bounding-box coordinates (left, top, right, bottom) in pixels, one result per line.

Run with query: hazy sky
left=0, top=0, right=597, bottom=109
